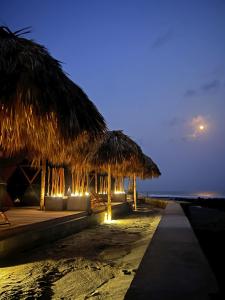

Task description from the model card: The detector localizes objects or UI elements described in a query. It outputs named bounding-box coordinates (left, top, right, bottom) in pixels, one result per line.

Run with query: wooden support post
left=86, top=172, right=89, bottom=194
left=40, top=159, right=46, bottom=210
left=133, top=173, right=137, bottom=211
left=107, top=165, right=112, bottom=220
left=71, top=171, right=74, bottom=194
left=95, top=172, right=98, bottom=194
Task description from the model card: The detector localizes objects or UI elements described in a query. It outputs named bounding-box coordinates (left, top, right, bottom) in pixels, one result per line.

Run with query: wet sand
left=0, top=204, right=162, bottom=300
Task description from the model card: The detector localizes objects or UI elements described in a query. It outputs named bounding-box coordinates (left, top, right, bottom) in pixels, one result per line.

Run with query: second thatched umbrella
left=116, top=153, right=161, bottom=210
left=141, top=154, right=161, bottom=179
left=89, top=130, right=144, bottom=220
left=131, top=154, right=161, bottom=209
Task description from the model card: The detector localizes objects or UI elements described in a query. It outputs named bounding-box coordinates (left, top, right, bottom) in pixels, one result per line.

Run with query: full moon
left=189, top=115, right=209, bottom=139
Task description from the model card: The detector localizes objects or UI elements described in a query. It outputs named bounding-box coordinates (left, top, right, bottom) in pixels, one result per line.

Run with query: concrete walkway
left=125, top=202, right=219, bottom=300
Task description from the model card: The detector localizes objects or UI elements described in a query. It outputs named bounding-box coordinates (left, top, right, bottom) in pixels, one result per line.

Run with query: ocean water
left=139, top=190, right=225, bottom=199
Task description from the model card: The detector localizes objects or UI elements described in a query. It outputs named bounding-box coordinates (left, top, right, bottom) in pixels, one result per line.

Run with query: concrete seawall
left=125, top=202, right=219, bottom=300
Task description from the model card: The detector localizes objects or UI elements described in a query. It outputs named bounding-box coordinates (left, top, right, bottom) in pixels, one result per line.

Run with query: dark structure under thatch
left=0, top=26, right=106, bottom=163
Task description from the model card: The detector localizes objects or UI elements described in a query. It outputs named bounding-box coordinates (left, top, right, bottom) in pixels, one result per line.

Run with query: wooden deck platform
left=0, top=202, right=132, bottom=260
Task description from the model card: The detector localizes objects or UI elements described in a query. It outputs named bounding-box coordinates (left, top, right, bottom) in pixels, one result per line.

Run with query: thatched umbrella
left=0, top=26, right=106, bottom=209
left=126, top=154, right=161, bottom=208
left=0, top=26, right=106, bottom=159
left=89, top=130, right=144, bottom=220
left=141, top=154, right=161, bottom=179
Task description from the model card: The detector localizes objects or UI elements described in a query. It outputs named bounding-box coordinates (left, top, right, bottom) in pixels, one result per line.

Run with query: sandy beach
left=0, top=204, right=162, bottom=300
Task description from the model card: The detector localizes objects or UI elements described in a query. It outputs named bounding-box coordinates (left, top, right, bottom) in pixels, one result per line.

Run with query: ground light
left=114, top=190, right=125, bottom=194
left=104, top=212, right=118, bottom=224
left=104, top=212, right=113, bottom=223
left=71, top=192, right=89, bottom=197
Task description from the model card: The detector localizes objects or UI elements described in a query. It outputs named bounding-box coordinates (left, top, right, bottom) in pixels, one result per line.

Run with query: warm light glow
left=71, top=192, right=89, bottom=197
left=114, top=190, right=125, bottom=194
left=189, top=115, right=209, bottom=139
left=51, top=194, right=63, bottom=197
left=104, top=212, right=114, bottom=223
left=98, top=192, right=107, bottom=195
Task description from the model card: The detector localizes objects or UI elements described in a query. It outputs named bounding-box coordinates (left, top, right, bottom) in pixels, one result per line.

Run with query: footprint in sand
left=99, top=247, right=129, bottom=260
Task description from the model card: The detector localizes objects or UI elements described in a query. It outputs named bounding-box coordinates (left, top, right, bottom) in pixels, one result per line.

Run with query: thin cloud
left=202, top=79, right=220, bottom=92
left=184, top=89, right=197, bottom=97
left=152, top=29, right=173, bottom=49
left=168, top=117, right=185, bottom=127
left=184, top=79, right=221, bottom=98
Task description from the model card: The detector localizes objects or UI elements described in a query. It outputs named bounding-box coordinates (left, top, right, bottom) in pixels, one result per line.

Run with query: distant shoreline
left=138, top=192, right=225, bottom=201
left=148, top=195, right=225, bottom=200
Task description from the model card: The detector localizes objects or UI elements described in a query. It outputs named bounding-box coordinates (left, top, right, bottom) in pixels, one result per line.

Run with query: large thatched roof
left=88, top=130, right=145, bottom=176
left=0, top=27, right=106, bottom=163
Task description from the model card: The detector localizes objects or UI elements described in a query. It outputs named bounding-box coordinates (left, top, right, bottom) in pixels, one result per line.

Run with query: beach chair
left=90, top=191, right=107, bottom=209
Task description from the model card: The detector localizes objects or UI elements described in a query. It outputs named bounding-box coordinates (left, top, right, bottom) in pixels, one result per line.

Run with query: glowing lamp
left=71, top=192, right=89, bottom=197
left=114, top=190, right=125, bottom=194
left=51, top=193, right=63, bottom=197
left=104, top=212, right=112, bottom=223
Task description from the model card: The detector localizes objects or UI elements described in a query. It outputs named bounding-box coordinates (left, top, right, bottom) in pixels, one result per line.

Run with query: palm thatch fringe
left=140, top=155, right=161, bottom=179
left=128, top=176, right=134, bottom=193
left=49, top=167, right=65, bottom=196
left=71, top=170, right=89, bottom=195
left=114, top=176, right=125, bottom=193
left=99, top=175, right=108, bottom=194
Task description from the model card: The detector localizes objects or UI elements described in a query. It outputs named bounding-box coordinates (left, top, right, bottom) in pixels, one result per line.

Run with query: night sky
left=1, top=0, right=225, bottom=193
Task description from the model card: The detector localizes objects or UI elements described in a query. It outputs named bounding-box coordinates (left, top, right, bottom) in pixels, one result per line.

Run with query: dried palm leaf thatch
left=114, top=176, right=125, bottom=192
left=140, top=154, right=161, bottom=179
left=0, top=26, right=106, bottom=162
left=30, top=131, right=95, bottom=167
left=50, top=167, right=65, bottom=196
left=71, top=169, right=89, bottom=195
left=89, top=130, right=145, bottom=176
